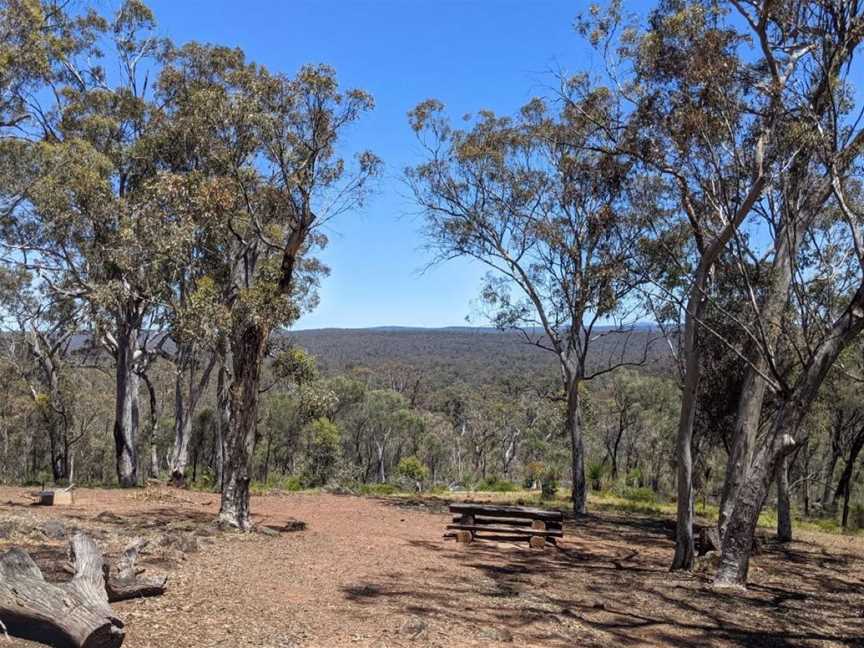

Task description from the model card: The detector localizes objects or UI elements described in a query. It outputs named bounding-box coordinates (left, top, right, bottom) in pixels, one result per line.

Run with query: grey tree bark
left=218, top=323, right=266, bottom=529
left=718, top=196, right=801, bottom=537
left=215, top=337, right=231, bottom=493
left=139, top=368, right=161, bottom=479
left=671, top=277, right=707, bottom=571
left=776, top=454, right=792, bottom=542
left=113, top=315, right=142, bottom=488
left=168, top=344, right=217, bottom=487
left=566, top=377, right=587, bottom=516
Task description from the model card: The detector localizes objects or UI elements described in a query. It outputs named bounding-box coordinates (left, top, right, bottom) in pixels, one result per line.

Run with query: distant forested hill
left=285, top=327, right=672, bottom=387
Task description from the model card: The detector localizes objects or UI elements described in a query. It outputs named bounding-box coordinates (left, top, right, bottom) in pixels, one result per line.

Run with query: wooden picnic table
left=445, top=502, right=564, bottom=548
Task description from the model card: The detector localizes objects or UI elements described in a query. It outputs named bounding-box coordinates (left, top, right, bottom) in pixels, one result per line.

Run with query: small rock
left=159, top=532, right=199, bottom=553
left=95, top=511, right=123, bottom=524
left=40, top=520, right=66, bottom=540
left=281, top=519, right=306, bottom=533
left=0, top=520, right=17, bottom=539
left=193, top=525, right=218, bottom=537
left=478, top=627, right=513, bottom=643
left=399, top=617, right=427, bottom=639
left=258, top=526, right=280, bottom=537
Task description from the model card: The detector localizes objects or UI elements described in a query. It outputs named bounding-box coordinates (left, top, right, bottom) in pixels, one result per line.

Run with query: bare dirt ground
left=0, top=486, right=862, bottom=647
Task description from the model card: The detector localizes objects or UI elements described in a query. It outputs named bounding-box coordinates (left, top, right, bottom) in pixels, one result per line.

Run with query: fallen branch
left=0, top=532, right=125, bottom=648
left=104, top=538, right=167, bottom=602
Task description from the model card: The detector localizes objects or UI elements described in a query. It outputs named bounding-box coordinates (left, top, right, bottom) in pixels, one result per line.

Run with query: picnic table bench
left=444, top=503, right=564, bottom=548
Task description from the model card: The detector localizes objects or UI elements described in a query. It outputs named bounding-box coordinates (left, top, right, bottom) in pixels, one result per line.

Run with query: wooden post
left=54, top=487, right=75, bottom=506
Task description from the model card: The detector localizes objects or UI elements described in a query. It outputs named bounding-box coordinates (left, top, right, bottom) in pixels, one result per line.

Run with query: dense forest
left=2, top=0, right=864, bottom=597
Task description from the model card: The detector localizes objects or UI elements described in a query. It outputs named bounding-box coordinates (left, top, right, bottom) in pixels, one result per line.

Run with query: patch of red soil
left=0, top=487, right=861, bottom=647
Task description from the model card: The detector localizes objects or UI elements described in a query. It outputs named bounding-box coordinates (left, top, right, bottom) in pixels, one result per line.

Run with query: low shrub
left=621, top=486, right=657, bottom=504
left=358, top=483, right=399, bottom=496
left=587, top=462, right=606, bottom=491
left=474, top=476, right=518, bottom=492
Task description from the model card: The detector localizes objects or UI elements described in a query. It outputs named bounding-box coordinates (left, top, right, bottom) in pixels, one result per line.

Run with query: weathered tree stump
left=0, top=532, right=125, bottom=647
left=104, top=538, right=167, bottom=603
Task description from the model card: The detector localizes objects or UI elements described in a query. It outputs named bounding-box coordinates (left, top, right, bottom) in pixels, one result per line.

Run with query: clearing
left=0, top=486, right=861, bottom=647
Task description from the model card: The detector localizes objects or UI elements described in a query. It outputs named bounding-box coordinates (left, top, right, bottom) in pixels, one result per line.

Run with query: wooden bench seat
left=447, top=524, right=563, bottom=537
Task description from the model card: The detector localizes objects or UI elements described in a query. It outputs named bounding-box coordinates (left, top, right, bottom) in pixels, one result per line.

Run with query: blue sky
left=142, top=0, right=599, bottom=329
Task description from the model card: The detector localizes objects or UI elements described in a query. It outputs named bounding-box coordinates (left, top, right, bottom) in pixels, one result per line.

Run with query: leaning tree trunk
left=671, top=278, right=708, bottom=571
left=719, top=220, right=796, bottom=538
left=715, top=439, right=785, bottom=587
left=776, top=454, right=792, bottom=542
left=719, top=364, right=768, bottom=536
left=218, top=322, right=267, bottom=529
left=0, top=533, right=124, bottom=647
left=113, top=317, right=141, bottom=488
left=716, top=283, right=864, bottom=587
left=565, top=377, right=587, bottom=516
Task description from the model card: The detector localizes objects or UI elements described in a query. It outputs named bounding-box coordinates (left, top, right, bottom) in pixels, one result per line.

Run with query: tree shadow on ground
left=342, top=509, right=864, bottom=647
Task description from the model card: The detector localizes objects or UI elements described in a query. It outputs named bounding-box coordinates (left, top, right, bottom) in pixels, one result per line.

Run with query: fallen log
left=0, top=532, right=125, bottom=648
left=103, top=538, right=167, bottom=602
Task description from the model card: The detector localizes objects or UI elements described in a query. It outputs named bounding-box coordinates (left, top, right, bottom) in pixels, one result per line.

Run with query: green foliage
left=273, top=347, right=318, bottom=385
left=300, top=418, right=342, bottom=488
left=357, top=483, right=399, bottom=496
left=189, top=471, right=215, bottom=492
left=251, top=474, right=304, bottom=495
left=625, top=467, right=644, bottom=488
left=475, top=476, right=518, bottom=492
left=523, top=461, right=545, bottom=488
left=540, top=469, right=559, bottom=500
left=620, top=487, right=657, bottom=504
left=587, top=462, right=606, bottom=491
left=396, top=456, right=429, bottom=483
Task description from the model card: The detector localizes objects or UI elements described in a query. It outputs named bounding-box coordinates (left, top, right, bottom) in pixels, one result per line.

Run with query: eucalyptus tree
left=0, top=265, right=80, bottom=481
left=157, top=44, right=379, bottom=526
left=0, top=0, right=101, bottom=130
left=0, top=1, right=206, bottom=486
left=407, top=92, right=650, bottom=514
left=583, top=0, right=864, bottom=572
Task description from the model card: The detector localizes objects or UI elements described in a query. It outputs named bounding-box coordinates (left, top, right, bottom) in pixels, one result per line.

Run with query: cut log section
left=104, top=538, right=168, bottom=602
left=0, top=532, right=125, bottom=648
left=455, top=530, right=473, bottom=544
